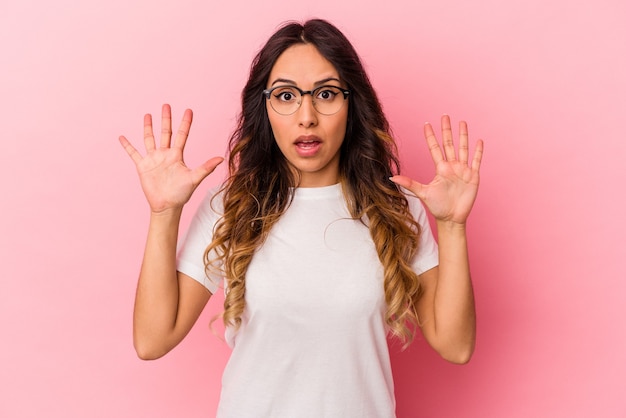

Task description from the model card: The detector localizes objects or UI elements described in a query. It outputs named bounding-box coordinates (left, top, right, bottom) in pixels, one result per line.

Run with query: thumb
left=390, top=175, right=425, bottom=200
left=191, top=156, right=224, bottom=185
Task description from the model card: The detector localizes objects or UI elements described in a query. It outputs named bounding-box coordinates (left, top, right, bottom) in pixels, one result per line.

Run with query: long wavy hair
left=205, top=19, right=424, bottom=346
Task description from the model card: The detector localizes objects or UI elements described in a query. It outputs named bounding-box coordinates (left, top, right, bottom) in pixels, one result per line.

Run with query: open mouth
left=294, top=135, right=322, bottom=156
left=296, top=140, right=321, bottom=149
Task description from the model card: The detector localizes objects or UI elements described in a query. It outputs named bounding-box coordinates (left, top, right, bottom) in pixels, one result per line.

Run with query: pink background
left=1, top=0, right=625, bottom=417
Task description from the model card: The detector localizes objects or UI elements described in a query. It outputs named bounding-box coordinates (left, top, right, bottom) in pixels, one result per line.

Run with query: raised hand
left=391, top=115, right=483, bottom=225
left=119, top=104, right=224, bottom=214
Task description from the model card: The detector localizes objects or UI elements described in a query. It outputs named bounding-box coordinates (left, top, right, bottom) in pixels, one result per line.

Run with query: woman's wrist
left=149, top=207, right=184, bottom=229
left=436, top=219, right=467, bottom=235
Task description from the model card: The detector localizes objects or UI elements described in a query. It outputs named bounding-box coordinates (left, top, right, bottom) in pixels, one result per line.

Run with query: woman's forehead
left=268, top=44, right=340, bottom=87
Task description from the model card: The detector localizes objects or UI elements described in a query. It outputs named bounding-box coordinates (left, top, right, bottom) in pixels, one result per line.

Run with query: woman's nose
left=297, top=94, right=318, bottom=128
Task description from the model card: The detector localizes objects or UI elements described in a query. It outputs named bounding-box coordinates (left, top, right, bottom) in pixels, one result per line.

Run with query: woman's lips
left=294, top=135, right=321, bottom=157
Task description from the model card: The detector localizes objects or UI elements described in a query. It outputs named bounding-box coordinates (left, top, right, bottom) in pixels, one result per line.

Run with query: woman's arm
left=415, top=224, right=475, bottom=364
left=391, top=115, right=483, bottom=364
left=133, top=209, right=212, bottom=360
left=119, top=104, right=223, bottom=359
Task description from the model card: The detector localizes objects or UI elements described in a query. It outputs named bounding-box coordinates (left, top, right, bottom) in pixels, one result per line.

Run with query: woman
left=119, top=18, right=483, bottom=418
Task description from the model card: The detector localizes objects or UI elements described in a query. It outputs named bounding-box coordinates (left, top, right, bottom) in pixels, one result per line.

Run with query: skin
left=119, top=51, right=483, bottom=363
left=266, top=43, right=349, bottom=187
left=391, top=117, right=483, bottom=363
left=119, top=106, right=221, bottom=359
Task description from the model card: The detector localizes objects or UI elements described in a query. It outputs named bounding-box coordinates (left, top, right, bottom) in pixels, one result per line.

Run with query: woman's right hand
left=119, top=104, right=224, bottom=214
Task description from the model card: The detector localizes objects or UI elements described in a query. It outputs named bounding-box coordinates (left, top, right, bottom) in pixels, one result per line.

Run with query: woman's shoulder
left=195, top=183, right=226, bottom=220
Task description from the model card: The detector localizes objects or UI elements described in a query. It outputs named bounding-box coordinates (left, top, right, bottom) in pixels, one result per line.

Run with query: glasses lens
left=269, top=87, right=300, bottom=115
left=312, top=86, right=345, bottom=115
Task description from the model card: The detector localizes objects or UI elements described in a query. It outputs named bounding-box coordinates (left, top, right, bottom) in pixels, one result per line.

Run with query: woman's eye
left=274, top=89, right=297, bottom=102
left=316, top=88, right=338, bottom=100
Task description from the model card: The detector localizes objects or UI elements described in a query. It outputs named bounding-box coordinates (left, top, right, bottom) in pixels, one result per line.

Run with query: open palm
left=119, top=104, right=223, bottom=213
left=391, top=115, right=484, bottom=224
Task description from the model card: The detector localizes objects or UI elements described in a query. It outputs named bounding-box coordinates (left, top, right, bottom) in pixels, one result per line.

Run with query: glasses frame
left=262, top=85, right=351, bottom=116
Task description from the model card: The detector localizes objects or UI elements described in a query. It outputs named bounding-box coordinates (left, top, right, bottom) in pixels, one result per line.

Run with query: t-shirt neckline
left=291, top=183, right=342, bottom=199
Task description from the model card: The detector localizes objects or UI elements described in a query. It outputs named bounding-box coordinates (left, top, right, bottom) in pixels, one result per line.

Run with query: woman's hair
left=205, top=19, right=423, bottom=346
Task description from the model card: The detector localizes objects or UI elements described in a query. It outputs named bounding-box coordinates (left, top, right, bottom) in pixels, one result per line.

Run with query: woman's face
left=266, top=43, right=348, bottom=187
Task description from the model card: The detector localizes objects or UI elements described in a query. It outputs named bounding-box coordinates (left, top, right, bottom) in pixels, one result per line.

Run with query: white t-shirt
left=177, top=183, right=439, bottom=418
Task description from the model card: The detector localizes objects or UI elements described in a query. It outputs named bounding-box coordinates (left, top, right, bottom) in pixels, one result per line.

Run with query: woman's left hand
left=390, top=115, right=484, bottom=225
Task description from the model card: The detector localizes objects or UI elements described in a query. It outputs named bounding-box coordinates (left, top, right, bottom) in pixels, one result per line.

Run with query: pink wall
left=1, top=0, right=625, bottom=417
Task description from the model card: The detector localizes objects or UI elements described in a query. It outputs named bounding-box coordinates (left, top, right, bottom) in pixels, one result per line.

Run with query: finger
left=190, top=157, right=224, bottom=186
left=119, top=135, right=143, bottom=165
left=389, top=175, right=425, bottom=200
left=441, top=115, right=456, bottom=161
left=424, top=122, right=444, bottom=165
left=143, top=113, right=156, bottom=152
left=173, top=109, right=193, bottom=149
left=458, top=120, right=469, bottom=165
left=160, top=104, right=173, bottom=148
left=471, top=139, right=484, bottom=172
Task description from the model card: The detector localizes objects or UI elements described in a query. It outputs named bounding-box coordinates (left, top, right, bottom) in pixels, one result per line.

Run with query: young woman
left=119, top=18, right=483, bottom=418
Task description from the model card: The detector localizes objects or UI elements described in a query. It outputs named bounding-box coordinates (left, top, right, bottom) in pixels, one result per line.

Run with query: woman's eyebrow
left=314, top=77, right=341, bottom=86
left=270, top=78, right=296, bottom=86
left=269, top=77, right=342, bottom=87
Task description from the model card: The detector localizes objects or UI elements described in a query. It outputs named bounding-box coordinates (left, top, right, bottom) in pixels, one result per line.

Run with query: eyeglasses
left=263, top=85, right=350, bottom=116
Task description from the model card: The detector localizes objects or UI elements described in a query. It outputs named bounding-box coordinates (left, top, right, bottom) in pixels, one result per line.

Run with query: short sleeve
left=176, top=187, right=225, bottom=294
left=406, top=193, right=439, bottom=275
